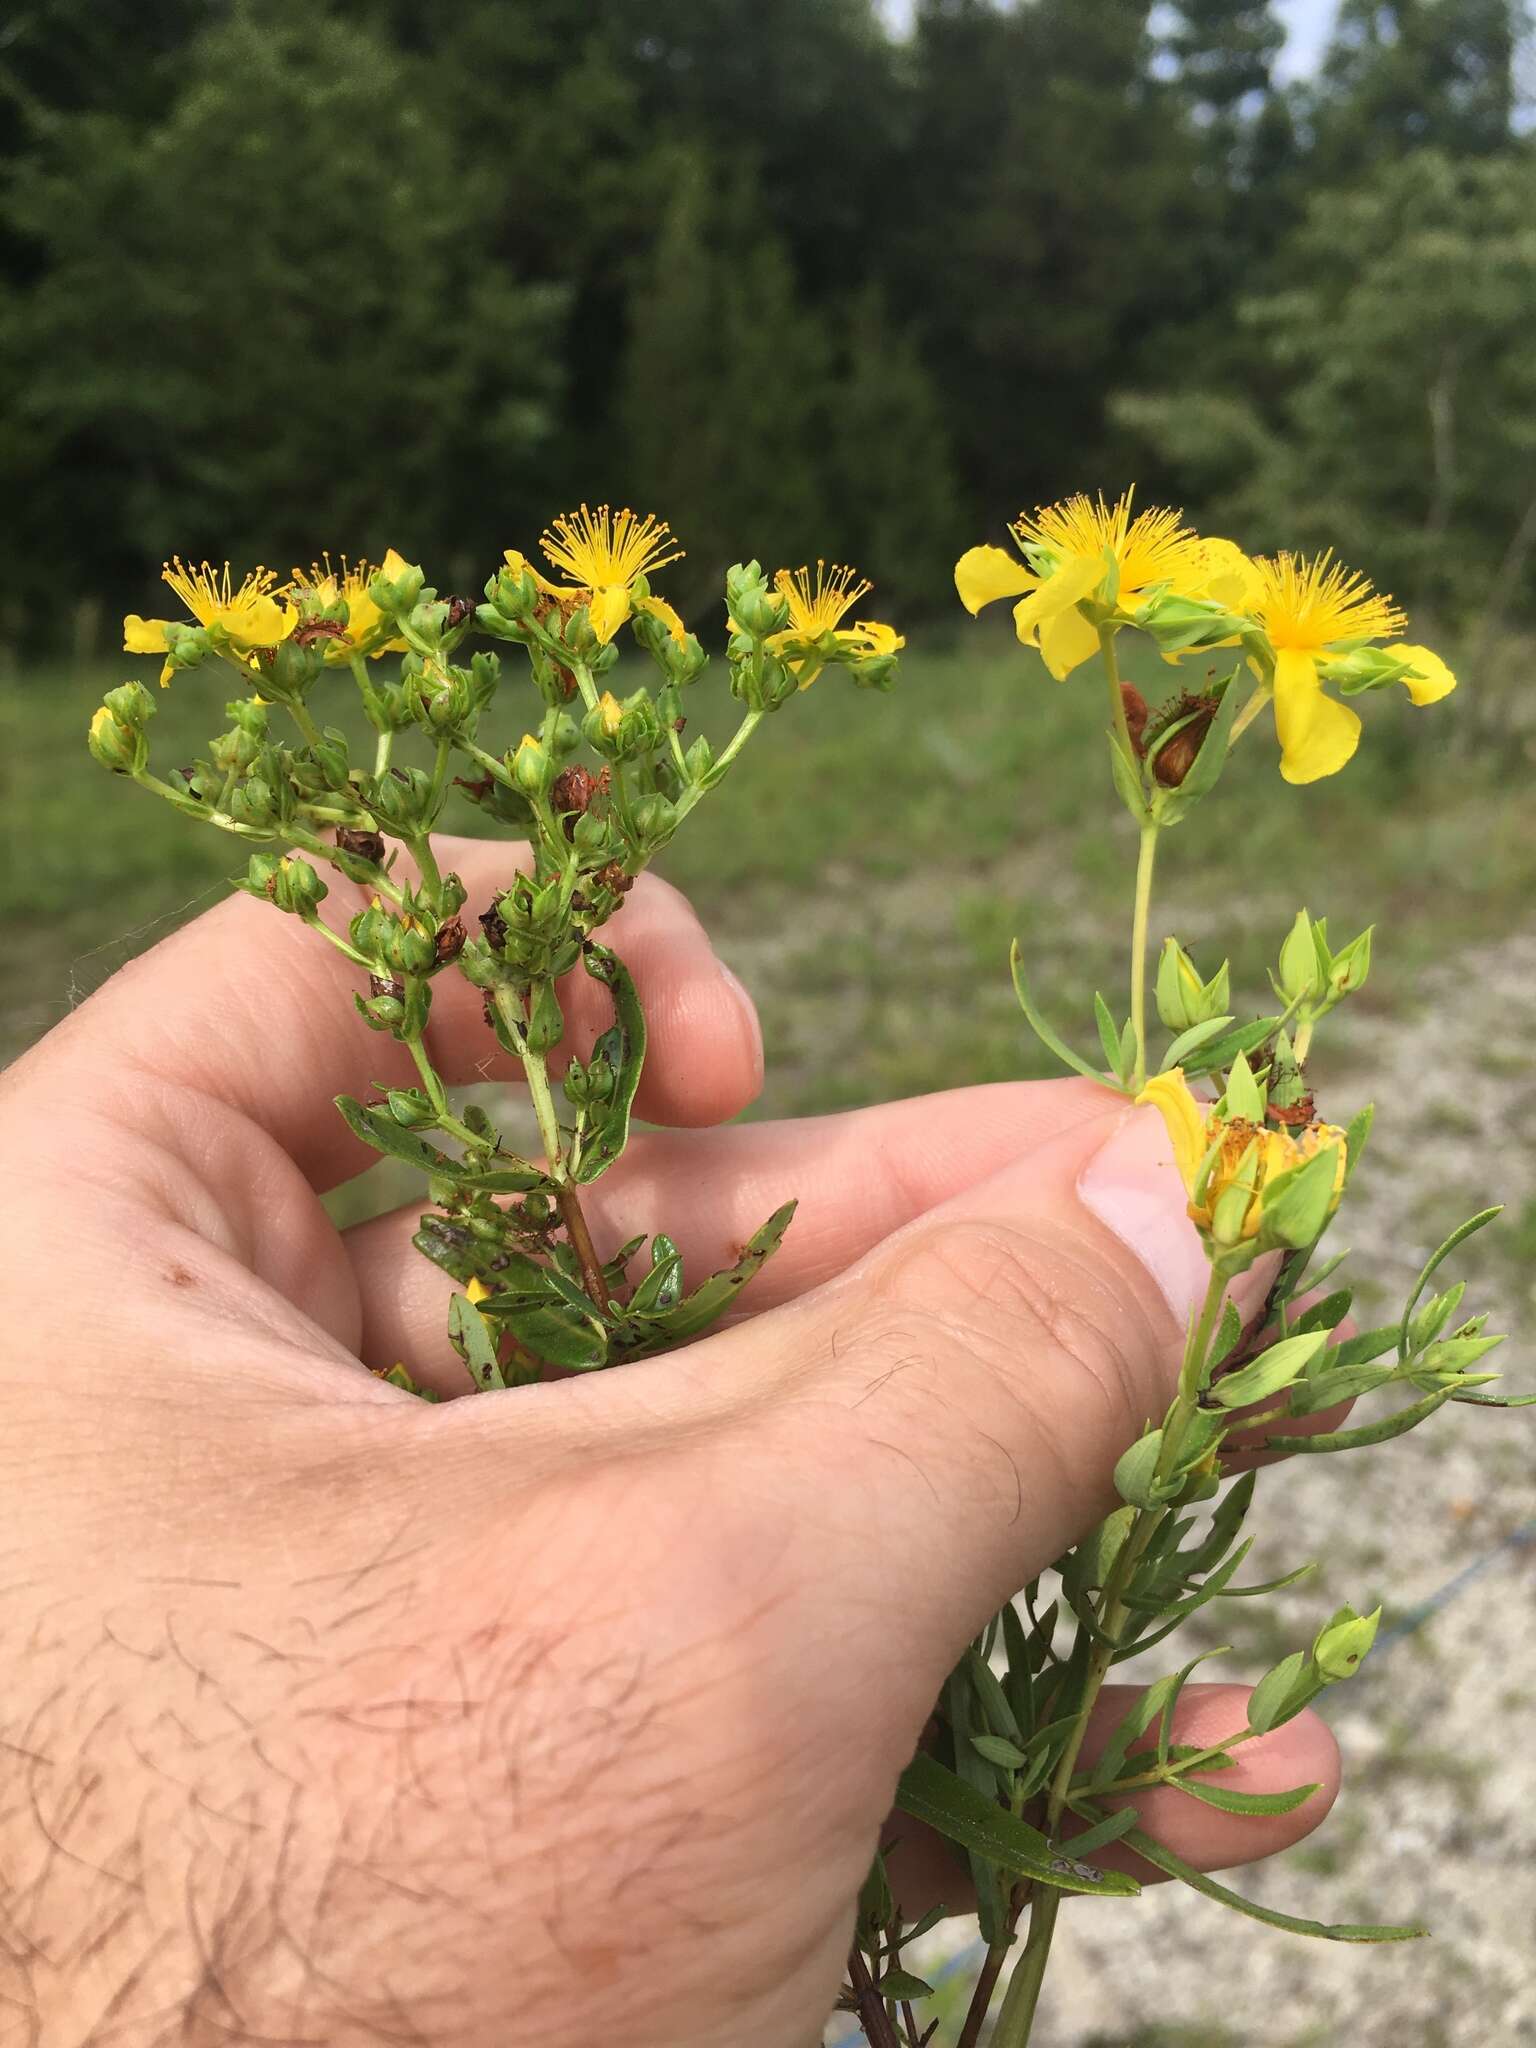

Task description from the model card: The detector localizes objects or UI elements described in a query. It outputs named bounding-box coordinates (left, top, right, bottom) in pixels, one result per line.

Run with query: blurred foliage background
left=4, top=0, right=1536, bottom=1098
left=3, top=0, right=1536, bottom=639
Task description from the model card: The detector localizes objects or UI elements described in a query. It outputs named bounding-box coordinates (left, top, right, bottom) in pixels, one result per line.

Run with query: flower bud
left=1312, top=1605, right=1380, bottom=1682
left=369, top=557, right=425, bottom=615
left=511, top=733, right=552, bottom=796
left=1155, top=939, right=1230, bottom=1033
left=1328, top=926, right=1372, bottom=999
left=88, top=703, right=143, bottom=773
left=1277, top=910, right=1328, bottom=1006
left=630, top=793, right=678, bottom=850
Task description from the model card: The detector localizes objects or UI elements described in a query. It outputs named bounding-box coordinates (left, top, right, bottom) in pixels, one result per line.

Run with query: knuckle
left=861, top=1213, right=1156, bottom=1444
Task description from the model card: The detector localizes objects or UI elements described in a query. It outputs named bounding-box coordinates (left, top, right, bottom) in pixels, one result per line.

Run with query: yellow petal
left=588, top=583, right=632, bottom=644
left=1135, top=1069, right=1209, bottom=1200
left=224, top=594, right=294, bottom=647
left=381, top=548, right=412, bottom=578
left=124, top=613, right=171, bottom=653
left=1194, top=537, right=1262, bottom=612
left=851, top=619, right=905, bottom=656
left=1010, top=551, right=1107, bottom=647
left=1385, top=641, right=1457, bottom=706
left=634, top=593, right=688, bottom=646
left=1038, top=599, right=1100, bottom=680
left=955, top=544, right=1036, bottom=616
left=1273, top=647, right=1361, bottom=784
left=466, top=1276, right=491, bottom=1304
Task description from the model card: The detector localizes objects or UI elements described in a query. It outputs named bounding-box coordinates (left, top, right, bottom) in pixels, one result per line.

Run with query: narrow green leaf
left=1247, top=1651, right=1310, bottom=1733
left=1011, top=941, right=1105, bottom=1084
left=971, top=1733, right=1029, bottom=1770
left=1121, top=1828, right=1424, bottom=1940
left=1265, top=1386, right=1457, bottom=1453
left=614, top=1200, right=796, bottom=1355
left=1061, top=1804, right=1140, bottom=1859
left=893, top=1753, right=1139, bottom=1896
left=1164, top=1014, right=1237, bottom=1068
left=501, top=1299, right=609, bottom=1371
left=1210, top=1331, right=1327, bottom=1408
left=447, top=1294, right=507, bottom=1392
left=1095, top=992, right=1127, bottom=1080
left=1177, top=1778, right=1321, bottom=1817
left=1398, top=1208, right=1503, bottom=1360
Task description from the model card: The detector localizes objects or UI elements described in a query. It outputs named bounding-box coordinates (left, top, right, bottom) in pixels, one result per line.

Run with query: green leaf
left=879, top=1968, right=935, bottom=2004
left=1398, top=1207, right=1502, bottom=1360
left=501, top=1299, right=609, bottom=1371
left=967, top=1646, right=1024, bottom=1745
left=1060, top=1805, right=1140, bottom=1859
left=1344, top=1103, right=1375, bottom=1176
left=1177, top=1778, right=1321, bottom=1817
left=1246, top=1651, right=1311, bottom=1733
left=1210, top=1331, right=1328, bottom=1409
left=1186, top=1015, right=1284, bottom=1072
left=1107, top=730, right=1151, bottom=822
left=570, top=946, right=647, bottom=1184
left=1113, top=1429, right=1172, bottom=1509
left=893, top=1753, right=1139, bottom=1897
left=1121, top=1828, right=1424, bottom=1940
left=1265, top=1387, right=1457, bottom=1453
left=1011, top=940, right=1105, bottom=1084
left=971, top=1733, right=1030, bottom=1770
left=1095, top=992, right=1128, bottom=1080
left=335, top=1093, right=456, bottom=1175
left=626, top=1235, right=685, bottom=1317
left=1292, top=1289, right=1352, bottom=1336
left=614, top=1201, right=796, bottom=1355
left=1260, top=1143, right=1344, bottom=1251
left=447, top=1294, right=508, bottom=1392
left=1164, top=1014, right=1237, bottom=1068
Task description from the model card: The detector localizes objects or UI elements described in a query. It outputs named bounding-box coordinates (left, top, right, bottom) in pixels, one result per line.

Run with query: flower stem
left=1129, top=821, right=1160, bottom=1090
left=1099, top=625, right=1135, bottom=763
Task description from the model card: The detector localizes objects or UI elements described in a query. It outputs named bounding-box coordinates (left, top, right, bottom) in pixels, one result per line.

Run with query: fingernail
left=1078, top=1105, right=1273, bottom=1326
left=717, top=963, right=763, bottom=1084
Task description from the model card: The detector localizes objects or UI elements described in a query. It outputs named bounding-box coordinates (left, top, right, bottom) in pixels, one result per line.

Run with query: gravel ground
left=826, top=929, right=1536, bottom=2047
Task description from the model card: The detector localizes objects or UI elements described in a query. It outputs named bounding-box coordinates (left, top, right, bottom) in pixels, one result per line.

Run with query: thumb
left=742, top=1096, right=1276, bottom=1700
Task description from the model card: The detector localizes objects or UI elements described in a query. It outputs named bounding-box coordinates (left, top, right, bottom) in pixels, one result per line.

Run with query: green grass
left=4, top=630, right=1528, bottom=1123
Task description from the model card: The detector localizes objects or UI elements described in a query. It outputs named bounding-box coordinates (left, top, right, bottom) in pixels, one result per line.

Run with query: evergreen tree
left=1310, top=0, right=1528, bottom=173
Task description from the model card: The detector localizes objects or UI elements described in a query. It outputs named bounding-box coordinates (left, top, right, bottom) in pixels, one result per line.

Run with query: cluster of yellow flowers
left=956, top=490, right=1456, bottom=784
left=121, top=506, right=904, bottom=690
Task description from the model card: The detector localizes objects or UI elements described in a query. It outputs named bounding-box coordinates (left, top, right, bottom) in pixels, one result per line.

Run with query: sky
left=875, top=0, right=1342, bottom=79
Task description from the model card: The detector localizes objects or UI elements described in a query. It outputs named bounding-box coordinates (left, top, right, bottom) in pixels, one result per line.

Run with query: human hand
left=0, top=840, right=1338, bottom=2047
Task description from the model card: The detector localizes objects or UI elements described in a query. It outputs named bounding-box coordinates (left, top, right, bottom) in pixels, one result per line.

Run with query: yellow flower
left=595, top=690, right=624, bottom=737
left=1247, top=552, right=1406, bottom=785
left=767, top=561, right=904, bottom=683
left=1137, top=1069, right=1346, bottom=1243
left=1187, top=536, right=1263, bottom=612
left=538, top=505, right=684, bottom=644
left=955, top=489, right=1207, bottom=680
left=285, top=549, right=411, bottom=660
left=124, top=560, right=296, bottom=685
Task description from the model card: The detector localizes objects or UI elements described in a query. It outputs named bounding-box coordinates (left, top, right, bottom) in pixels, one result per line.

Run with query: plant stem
left=989, top=1261, right=1232, bottom=2047
left=520, top=1030, right=610, bottom=1310
left=286, top=697, right=327, bottom=751
left=1129, top=821, right=1160, bottom=1090
left=404, top=1032, right=487, bottom=1152
left=845, top=1944, right=902, bottom=2048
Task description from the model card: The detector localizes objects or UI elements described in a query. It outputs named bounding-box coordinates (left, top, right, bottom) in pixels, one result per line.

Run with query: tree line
left=1, top=0, right=1532, bottom=639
